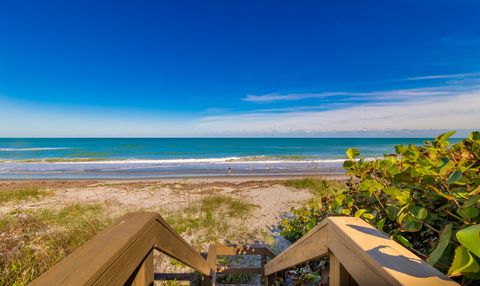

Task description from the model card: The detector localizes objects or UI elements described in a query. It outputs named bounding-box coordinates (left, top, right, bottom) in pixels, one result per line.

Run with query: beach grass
left=0, top=203, right=112, bottom=286
left=0, top=187, right=50, bottom=204
left=283, top=177, right=344, bottom=197
left=166, top=195, right=259, bottom=247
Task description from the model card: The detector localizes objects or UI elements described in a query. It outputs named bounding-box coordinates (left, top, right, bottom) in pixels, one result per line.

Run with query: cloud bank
left=1, top=72, right=479, bottom=137
left=195, top=92, right=480, bottom=136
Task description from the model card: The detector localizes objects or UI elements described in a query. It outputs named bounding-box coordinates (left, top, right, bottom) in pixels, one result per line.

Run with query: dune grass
left=166, top=195, right=259, bottom=247
left=0, top=203, right=112, bottom=286
left=0, top=187, right=50, bottom=204
left=283, top=177, right=344, bottom=198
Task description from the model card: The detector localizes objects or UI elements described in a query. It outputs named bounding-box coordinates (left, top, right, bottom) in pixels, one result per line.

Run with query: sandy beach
left=0, top=175, right=349, bottom=283
left=0, top=175, right=345, bottom=220
left=0, top=175, right=345, bottom=240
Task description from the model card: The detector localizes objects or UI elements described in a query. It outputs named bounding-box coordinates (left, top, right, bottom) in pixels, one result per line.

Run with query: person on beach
left=228, top=167, right=232, bottom=176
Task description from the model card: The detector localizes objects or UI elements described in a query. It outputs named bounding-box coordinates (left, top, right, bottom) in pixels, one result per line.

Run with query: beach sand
left=0, top=175, right=345, bottom=281
left=0, top=174, right=345, bottom=217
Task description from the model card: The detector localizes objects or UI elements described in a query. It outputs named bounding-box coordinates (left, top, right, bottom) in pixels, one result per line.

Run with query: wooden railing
left=30, top=212, right=211, bottom=286
left=206, top=243, right=276, bottom=284
left=30, top=213, right=459, bottom=286
left=264, top=216, right=459, bottom=286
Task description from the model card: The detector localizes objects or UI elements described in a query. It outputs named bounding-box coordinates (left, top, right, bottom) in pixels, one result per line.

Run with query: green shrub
left=279, top=131, right=480, bottom=284
left=279, top=179, right=342, bottom=242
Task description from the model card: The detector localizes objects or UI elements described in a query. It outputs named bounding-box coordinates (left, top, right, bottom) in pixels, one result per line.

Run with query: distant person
left=228, top=167, right=232, bottom=176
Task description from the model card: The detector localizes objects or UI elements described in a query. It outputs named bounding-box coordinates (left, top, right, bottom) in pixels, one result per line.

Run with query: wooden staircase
left=205, top=244, right=276, bottom=286
left=30, top=212, right=459, bottom=286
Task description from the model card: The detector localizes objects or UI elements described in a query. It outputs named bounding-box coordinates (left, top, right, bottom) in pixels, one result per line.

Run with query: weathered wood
left=30, top=212, right=212, bottom=286
left=329, top=251, right=355, bottom=286
left=31, top=213, right=459, bottom=286
left=128, top=250, right=154, bottom=286
left=205, top=244, right=218, bottom=286
left=206, top=244, right=274, bottom=285
left=154, top=215, right=211, bottom=275
left=261, top=254, right=268, bottom=286
left=30, top=212, right=157, bottom=286
left=326, top=217, right=457, bottom=286
left=217, top=267, right=264, bottom=275
left=265, top=216, right=458, bottom=286
left=264, top=220, right=328, bottom=276
left=213, top=244, right=276, bottom=258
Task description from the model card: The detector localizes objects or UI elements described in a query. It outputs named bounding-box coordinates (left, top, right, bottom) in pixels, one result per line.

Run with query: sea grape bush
left=279, top=131, right=480, bottom=284
left=341, top=131, right=480, bottom=282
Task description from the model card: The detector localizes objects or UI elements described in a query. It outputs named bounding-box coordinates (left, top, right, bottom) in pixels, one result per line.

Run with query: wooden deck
left=30, top=212, right=459, bottom=286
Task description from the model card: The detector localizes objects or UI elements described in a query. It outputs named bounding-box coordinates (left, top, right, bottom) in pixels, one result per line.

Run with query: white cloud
left=406, top=72, right=480, bottom=81
left=242, top=87, right=462, bottom=103
left=243, top=92, right=347, bottom=103
left=194, top=92, right=480, bottom=135
left=1, top=83, right=479, bottom=137
left=243, top=72, right=480, bottom=104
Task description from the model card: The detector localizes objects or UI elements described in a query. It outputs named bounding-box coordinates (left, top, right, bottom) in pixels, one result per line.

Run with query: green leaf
left=403, top=215, right=422, bottom=232
left=344, top=195, right=354, bottom=207
left=306, top=219, right=317, bottom=231
left=415, top=207, right=428, bottom=220
left=396, top=234, right=412, bottom=248
left=447, top=169, right=463, bottom=184
left=436, top=130, right=456, bottom=143
left=363, top=213, right=375, bottom=220
left=427, top=223, right=452, bottom=265
left=332, top=194, right=345, bottom=209
left=346, top=148, right=360, bottom=160
left=469, top=131, right=480, bottom=140
left=386, top=205, right=399, bottom=221
left=448, top=245, right=480, bottom=277
left=463, top=195, right=480, bottom=208
left=343, top=160, right=354, bottom=169
left=355, top=209, right=367, bottom=218
left=376, top=217, right=386, bottom=232
left=457, top=206, right=479, bottom=219
left=395, top=144, right=406, bottom=154
left=456, top=224, right=480, bottom=258
left=384, top=187, right=411, bottom=205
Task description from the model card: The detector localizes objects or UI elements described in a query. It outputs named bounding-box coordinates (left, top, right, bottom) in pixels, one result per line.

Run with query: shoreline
left=0, top=173, right=348, bottom=182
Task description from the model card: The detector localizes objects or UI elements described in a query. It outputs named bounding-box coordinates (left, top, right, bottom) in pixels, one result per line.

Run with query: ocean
left=0, top=138, right=447, bottom=179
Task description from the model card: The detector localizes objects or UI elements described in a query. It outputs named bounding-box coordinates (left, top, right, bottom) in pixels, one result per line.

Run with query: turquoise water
left=0, top=138, right=450, bottom=179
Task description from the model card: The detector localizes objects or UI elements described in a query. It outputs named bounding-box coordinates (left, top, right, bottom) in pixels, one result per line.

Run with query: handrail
left=207, top=243, right=276, bottom=278
left=265, top=216, right=459, bottom=286
left=30, top=212, right=211, bottom=286
left=29, top=213, right=461, bottom=286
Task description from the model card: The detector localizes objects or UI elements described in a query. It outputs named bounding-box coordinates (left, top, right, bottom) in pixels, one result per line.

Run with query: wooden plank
left=144, top=251, right=154, bottom=286
left=326, top=217, right=458, bottom=286
left=213, top=244, right=276, bottom=258
left=217, top=267, right=264, bottom=275
left=329, top=251, right=355, bottom=286
left=264, top=220, right=328, bottom=276
left=204, top=245, right=218, bottom=286
left=95, top=222, right=156, bottom=285
left=154, top=216, right=211, bottom=276
left=30, top=212, right=157, bottom=286
left=30, top=212, right=213, bottom=286
left=128, top=250, right=154, bottom=286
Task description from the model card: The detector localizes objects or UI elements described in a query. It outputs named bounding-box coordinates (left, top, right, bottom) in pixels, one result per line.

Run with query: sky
left=0, top=0, right=479, bottom=137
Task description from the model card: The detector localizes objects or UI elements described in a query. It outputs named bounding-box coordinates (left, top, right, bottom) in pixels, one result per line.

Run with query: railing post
left=261, top=254, right=268, bottom=286
left=128, top=249, right=154, bottom=286
left=329, top=250, right=355, bottom=286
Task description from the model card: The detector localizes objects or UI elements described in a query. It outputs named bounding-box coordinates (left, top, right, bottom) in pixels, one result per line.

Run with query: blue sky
left=0, top=0, right=479, bottom=137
